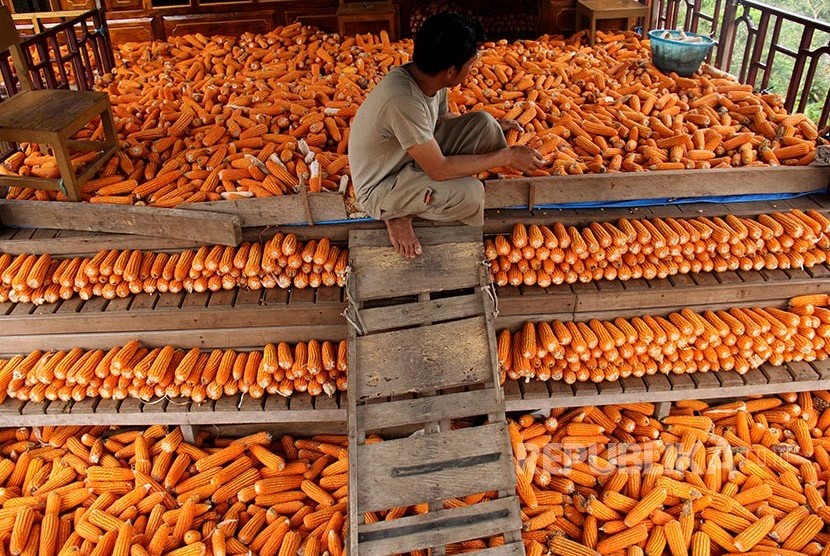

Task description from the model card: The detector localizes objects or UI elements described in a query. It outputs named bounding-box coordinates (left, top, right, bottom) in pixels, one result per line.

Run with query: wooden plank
left=667, top=373, right=696, bottom=391
left=643, top=374, right=671, bottom=392
left=0, top=200, right=242, bottom=246
left=357, top=389, right=501, bottom=430
left=485, top=166, right=830, bottom=208
left=811, top=359, right=830, bottom=380
left=350, top=226, right=481, bottom=249
left=0, top=231, right=199, bottom=256
left=355, top=317, right=492, bottom=400
left=289, top=395, right=313, bottom=412
left=356, top=423, right=514, bottom=512
left=69, top=397, right=98, bottom=414
left=620, top=377, right=647, bottom=394
left=0, top=301, right=346, bottom=337
left=520, top=379, right=549, bottom=402
left=573, top=381, right=598, bottom=397
left=461, top=544, right=524, bottom=556
left=716, top=370, right=744, bottom=387
left=46, top=400, right=72, bottom=415
left=503, top=361, right=830, bottom=412
left=760, top=363, right=793, bottom=385
left=350, top=242, right=482, bottom=300
left=155, top=292, right=185, bottom=310
left=358, top=294, right=483, bottom=333
left=0, top=325, right=346, bottom=353
left=502, top=380, right=521, bottom=401
left=181, top=191, right=347, bottom=227
left=358, top=496, right=521, bottom=556
left=691, top=372, right=720, bottom=389
left=788, top=361, right=820, bottom=382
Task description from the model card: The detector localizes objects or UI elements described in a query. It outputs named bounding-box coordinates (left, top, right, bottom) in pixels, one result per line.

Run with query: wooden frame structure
left=1, top=192, right=830, bottom=431
left=0, top=6, right=117, bottom=201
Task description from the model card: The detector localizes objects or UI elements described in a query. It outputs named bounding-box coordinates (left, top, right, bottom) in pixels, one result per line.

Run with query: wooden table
left=575, top=0, right=649, bottom=44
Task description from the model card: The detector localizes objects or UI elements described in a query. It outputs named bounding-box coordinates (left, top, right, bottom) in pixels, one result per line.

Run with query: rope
left=479, top=259, right=499, bottom=318
left=342, top=265, right=367, bottom=335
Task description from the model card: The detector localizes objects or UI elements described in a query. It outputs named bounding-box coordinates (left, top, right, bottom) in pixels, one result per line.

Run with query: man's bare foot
left=385, top=217, right=422, bottom=259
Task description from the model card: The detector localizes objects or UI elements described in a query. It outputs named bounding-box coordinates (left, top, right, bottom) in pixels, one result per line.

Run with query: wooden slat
left=181, top=191, right=347, bottom=227
left=350, top=242, right=482, bottom=300
left=503, top=362, right=830, bottom=411
left=0, top=394, right=345, bottom=427
left=0, top=200, right=242, bottom=245
left=355, top=316, right=492, bottom=400
left=356, top=423, right=514, bottom=512
left=484, top=166, right=830, bottom=208
left=358, top=293, right=483, bottom=333
left=462, top=543, right=525, bottom=556
left=356, top=389, right=501, bottom=431
left=0, top=324, right=345, bottom=354
left=357, top=496, right=521, bottom=556
left=350, top=227, right=481, bottom=249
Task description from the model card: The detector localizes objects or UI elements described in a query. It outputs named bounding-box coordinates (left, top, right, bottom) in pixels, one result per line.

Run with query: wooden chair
left=575, top=0, right=651, bottom=45
left=0, top=6, right=117, bottom=201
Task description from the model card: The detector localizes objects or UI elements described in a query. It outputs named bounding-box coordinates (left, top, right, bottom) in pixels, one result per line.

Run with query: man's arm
left=407, top=138, right=544, bottom=181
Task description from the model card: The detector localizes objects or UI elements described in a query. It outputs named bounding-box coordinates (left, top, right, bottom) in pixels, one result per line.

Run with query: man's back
left=349, top=64, right=447, bottom=212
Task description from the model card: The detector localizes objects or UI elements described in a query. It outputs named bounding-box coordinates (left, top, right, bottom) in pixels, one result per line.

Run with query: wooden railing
left=0, top=6, right=114, bottom=98
left=652, top=0, right=830, bottom=132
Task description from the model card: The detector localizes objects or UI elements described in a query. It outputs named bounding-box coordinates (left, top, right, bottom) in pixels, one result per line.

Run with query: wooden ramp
left=346, top=227, right=523, bottom=556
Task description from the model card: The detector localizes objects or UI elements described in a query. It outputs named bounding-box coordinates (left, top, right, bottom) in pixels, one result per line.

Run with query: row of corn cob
left=0, top=233, right=348, bottom=305
left=513, top=391, right=830, bottom=556
left=487, top=209, right=830, bottom=287
left=0, top=339, right=348, bottom=404
left=2, top=26, right=821, bottom=205
left=0, top=426, right=350, bottom=556
left=3, top=390, right=830, bottom=555
left=5, top=207, right=830, bottom=308
left=498, top=296, right=830, bottom=383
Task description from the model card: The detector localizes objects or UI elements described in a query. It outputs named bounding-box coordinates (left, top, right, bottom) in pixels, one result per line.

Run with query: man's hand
left=498, top=118, right=523, bottom=133
left=504, top=145, right=545, bottom=174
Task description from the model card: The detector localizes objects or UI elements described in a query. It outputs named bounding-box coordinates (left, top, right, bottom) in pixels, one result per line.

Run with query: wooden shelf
left=502, top=359, right=830, bottom=411
left=496, top=264, right=830, bottom=329
left=0, top=391, right=346, bottom=427
left=0, top=286, right=345, bottom=355
left=4, top=358, right=829, bottom=426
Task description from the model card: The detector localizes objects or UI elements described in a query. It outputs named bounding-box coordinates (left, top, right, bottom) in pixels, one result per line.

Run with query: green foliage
left=664, top=0, right=829, bottom=127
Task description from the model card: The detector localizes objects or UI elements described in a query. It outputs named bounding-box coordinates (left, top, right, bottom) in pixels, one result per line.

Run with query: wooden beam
left=0, top=200, right=242, bottom=246
left=484, top=166, right=830, bottom=209
left=181, top=191, right=348, bottom=227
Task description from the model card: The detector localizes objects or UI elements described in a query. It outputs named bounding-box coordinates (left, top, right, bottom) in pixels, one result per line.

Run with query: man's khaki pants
left=358, top=111, right=507, bottom=226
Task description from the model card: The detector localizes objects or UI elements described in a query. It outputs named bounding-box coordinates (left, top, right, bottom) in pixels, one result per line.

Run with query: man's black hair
left=413, top=12, right=485, bottom=75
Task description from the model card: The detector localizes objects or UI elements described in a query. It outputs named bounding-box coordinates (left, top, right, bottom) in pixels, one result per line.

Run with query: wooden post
left=715, top=0, right=738, bottom=71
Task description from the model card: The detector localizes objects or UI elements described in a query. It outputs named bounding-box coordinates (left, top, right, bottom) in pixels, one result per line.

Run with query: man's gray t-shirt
left=348, top=63, right=447, bottom=209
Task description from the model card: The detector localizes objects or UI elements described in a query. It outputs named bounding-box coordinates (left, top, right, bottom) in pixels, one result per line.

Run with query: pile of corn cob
left=2, top=25, right=821, bottom=204
left=499, top=295, right=830, bottom=383
left=487, top=209, right=830, bottom=287
left=0, top=427, right=349, bottom=556
left=514, top=392, right=830, bottom=556
left=0, top=233, right=347, bottom=305
left=0, top=339, right=348, bottom=404
left=3, top=392, right=830, bottom=554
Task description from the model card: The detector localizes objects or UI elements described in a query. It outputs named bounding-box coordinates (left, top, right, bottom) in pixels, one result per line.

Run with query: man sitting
left=349, top=12, right=544, bottom=258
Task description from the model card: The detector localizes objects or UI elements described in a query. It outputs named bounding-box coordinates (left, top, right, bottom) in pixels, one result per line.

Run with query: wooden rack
left=0, top=185, right=829, bottom=428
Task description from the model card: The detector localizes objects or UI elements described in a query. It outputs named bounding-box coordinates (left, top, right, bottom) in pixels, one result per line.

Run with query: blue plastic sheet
left=290, top=189, right=827, bottom=226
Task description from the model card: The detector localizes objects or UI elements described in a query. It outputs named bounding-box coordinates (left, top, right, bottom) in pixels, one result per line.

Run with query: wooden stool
left=0, top=6, right=117, bottom=201
left=575, top=0, right=650, bottom=45
left=337, top=1, right=399, bottom=39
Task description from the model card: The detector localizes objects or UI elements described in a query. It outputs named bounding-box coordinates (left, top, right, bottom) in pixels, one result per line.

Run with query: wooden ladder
left=346, top=226, right=523, bottom=556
